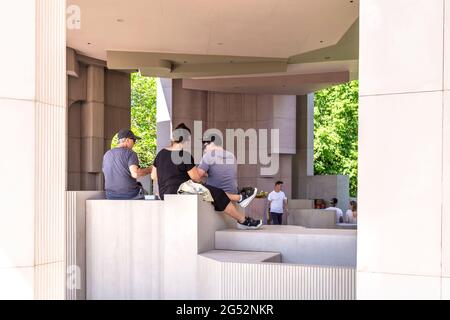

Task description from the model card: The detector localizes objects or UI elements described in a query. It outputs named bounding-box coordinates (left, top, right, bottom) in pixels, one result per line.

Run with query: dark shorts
left=203, top=184, right=231, bottom=212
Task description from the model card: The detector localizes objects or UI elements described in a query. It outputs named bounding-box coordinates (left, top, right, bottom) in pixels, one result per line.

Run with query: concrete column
left=358, top=0, right=448, bottom=299
left=81, top=65, right=104, bottom=190
left=0, top=0, right=66, bottom=299
left=272, top=95, right=296, bottom=155
left=104, top=69, right=131, bottom=149
left=292, top=94, right=314, bottom=198
left=156, top=78, right=173, bottom=152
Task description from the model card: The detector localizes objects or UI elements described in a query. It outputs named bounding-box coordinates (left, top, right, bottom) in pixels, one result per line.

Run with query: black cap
left=118, top=128, right=141, bottom=141
left=202, top=132, right=222, bottom=146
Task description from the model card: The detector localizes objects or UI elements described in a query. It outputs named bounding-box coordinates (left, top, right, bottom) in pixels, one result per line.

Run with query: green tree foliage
left=314, top=80, right=359, bottom=197
left=131, top=73, right=157, bottom=167
left=111, top=73, right=157, bottom=167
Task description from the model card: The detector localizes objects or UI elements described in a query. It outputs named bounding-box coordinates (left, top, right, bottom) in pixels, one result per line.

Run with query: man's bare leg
left=223, top=202, right=245, bottom=223
left=226, top=193, right=240, bottom=202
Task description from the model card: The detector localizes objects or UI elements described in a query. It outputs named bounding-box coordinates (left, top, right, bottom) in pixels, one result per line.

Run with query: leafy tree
left=111, top=73, right=157, bottom=168
left=130, top=73, right=157, bottom=167
left=314, top=80, right=359, bottom=197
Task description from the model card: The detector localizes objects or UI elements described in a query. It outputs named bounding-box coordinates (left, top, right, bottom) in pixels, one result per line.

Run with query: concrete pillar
left=0, top=0, right=66, bottom=299
left=292, top=94, right=314, bottom=198
left=156, top=78, right=173, bottom=152
left=358, top=0, right=448, bottom=299
left=81, top=65, right=105, bottom=190
left=104, top=69, right=131, bottom=150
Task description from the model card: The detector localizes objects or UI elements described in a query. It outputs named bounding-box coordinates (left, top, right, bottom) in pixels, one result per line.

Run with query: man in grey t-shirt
left=103, top=129, right=152, bottom=199
left=197, top=133, right=257, bottom=208
left=198, top=139, right=238, bottom=193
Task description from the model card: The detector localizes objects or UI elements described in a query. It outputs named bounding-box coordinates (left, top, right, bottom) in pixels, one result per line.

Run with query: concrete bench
left=84, top=195, right=356, bottom=299
left=200, top=250, right=281, bottom=263
left=215, top=225, right=356, bottom=267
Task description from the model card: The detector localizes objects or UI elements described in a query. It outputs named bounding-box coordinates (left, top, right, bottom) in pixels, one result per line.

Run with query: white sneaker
left=238, top=187, right=257, bottom=208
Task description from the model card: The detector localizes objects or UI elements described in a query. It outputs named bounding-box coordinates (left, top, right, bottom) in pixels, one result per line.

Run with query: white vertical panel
left=66, top=192, right=76, bottom=300
left=34, top=0, right=67, bottom=300
left=217, top=262, right=355, bottom=300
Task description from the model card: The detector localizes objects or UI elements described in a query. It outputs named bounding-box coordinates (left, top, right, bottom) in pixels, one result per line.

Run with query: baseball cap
left=117, top=128, right=141, bottom=141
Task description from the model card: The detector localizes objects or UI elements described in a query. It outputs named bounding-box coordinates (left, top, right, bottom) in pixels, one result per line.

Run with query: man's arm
left=151, top=166, right=157, bottom=181
left=196, top=167, right=208, bottom=178
left=129, top=165, right=153, bottom=179
left=187, top=167, right=203, bottom=183
left=197, top=153, right=210, bottom=179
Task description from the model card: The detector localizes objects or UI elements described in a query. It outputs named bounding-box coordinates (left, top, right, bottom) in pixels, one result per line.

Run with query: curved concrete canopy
left=182, top=71, right=350, bottom=94
left=68, top=0, right=358, bottom=59
left=67, top=0, right=359, bottom=82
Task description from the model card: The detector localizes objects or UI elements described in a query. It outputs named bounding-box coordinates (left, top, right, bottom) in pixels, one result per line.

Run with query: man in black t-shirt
left=152, top=123, right=262, bottom=230
left=152, top=148, right=195, bottom=200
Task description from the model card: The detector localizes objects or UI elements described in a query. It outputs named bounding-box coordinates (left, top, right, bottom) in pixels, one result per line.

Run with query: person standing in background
left=268, top=181, right=288, bottom=225
left=345, top=200, right=357, bottom=224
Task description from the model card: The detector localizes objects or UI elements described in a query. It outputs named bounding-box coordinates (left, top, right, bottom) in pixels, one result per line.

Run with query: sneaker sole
left=236, top=220, right=263, bottom=230
left=239, top=188, right=258, bottom=208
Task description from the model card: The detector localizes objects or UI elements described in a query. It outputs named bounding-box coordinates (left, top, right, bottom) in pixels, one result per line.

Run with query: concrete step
left=200, top=250, right=281, bottom=263
left=215, top=225, right=356, bottom=267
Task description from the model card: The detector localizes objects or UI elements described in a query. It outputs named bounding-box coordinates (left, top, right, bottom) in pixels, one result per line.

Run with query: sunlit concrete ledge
left=287, top=208, right=337, bottom=229
left=215, top=226, right=356, bottom=267
left=83, top=195, right=356, bottom=300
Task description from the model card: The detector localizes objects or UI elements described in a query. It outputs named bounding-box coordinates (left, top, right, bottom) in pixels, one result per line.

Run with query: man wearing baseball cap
left=198, top=132, right=257, bottom=208
left=102, top=128, right=153, bottom=200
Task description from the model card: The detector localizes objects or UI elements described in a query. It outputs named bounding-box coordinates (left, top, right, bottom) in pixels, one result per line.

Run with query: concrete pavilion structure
left=0, top=0, right=449, bottom=300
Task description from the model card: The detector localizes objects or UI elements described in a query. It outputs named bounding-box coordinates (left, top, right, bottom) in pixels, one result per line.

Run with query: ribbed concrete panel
left=66, top=191, right=105, bottom=300
left=198, top=256, right=222, bottom=300
left=35, top=103, right=66, bottom=264
left=36, top=0, right=66, bottom=107
left=220, top=263, right=355, bottom=300
left=34, top=0, right=67, bottom=300
left=197, top=256, right=355, bottom=300
left=66, top=192, right=77, bottom=300
left=34, top=103, right=66, bottom=299
left=34, top=261, right=65, bottom=300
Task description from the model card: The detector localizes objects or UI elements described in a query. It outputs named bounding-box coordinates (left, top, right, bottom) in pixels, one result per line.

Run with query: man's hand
left=197, top=167, right=208, bottom=178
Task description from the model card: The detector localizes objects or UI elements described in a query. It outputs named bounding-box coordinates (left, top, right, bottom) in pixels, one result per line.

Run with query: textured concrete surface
left=67, top=52, right=131, bottom=191
left=200, top=250, right=281, bottom=263
left=297, top=175, right=350, bottom=212
left=287, top=209, right=336, bottom=229
left=86, top=200, right=164, bottom=300
left=215, top=225, right=356, bottom=267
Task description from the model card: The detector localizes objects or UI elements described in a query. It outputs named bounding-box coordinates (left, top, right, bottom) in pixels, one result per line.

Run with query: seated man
left=102, top=129, right=152, bottom=200
left=151, top=124, right=262, bottom=230
left=325, top=197, right=344, bottom=223
left=197, top=132, right=257, bottom=208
